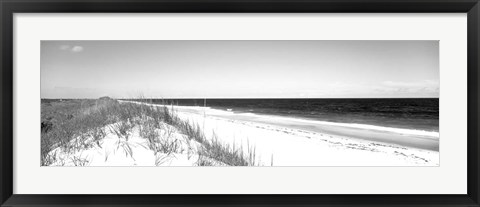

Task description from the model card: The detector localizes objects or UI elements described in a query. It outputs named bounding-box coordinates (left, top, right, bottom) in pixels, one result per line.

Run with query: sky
left=41, top=40, right=439, bottom=99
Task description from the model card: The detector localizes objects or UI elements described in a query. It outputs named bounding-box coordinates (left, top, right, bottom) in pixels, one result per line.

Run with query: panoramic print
left=41, top=40, right=439, bottom=166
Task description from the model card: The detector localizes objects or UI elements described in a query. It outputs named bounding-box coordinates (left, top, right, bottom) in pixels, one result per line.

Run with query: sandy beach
left=46, top=100, right=439, bottom=166
left=112, top=101, right=440, bottom=166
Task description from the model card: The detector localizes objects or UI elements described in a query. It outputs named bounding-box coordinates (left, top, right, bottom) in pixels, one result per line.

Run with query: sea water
left=143, top=98, right=439, bottom=133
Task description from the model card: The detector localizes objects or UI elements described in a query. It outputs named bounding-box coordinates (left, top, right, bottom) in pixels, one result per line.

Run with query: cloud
left=382, top=80, right=438, bottom=88
left=376, top=80, right=439, bottom=97
left=320, top=80, right=439, bottom=98
left=71, top=46, right=83, bottom=52
left=59, top=45, right=84, bottom=53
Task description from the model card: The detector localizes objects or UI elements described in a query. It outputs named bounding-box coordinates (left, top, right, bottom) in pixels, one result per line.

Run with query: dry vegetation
left=41, top=97, right=257, bottom=166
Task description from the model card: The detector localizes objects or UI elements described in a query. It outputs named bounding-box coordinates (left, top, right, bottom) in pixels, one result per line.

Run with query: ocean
left=136, top=98, right=439, bottom=133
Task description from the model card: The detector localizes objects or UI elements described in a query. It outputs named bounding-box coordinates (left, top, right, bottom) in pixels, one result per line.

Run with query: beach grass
left=41, top=97, right=257, bottom=166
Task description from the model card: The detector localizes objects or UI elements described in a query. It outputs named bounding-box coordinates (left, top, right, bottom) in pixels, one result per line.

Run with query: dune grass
left=130, top=100, right=258, bottom=166
left=41, top=97, right=257, bottom=166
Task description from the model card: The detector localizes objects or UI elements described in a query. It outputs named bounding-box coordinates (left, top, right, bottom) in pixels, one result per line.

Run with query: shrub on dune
left=41, top=97, right=258, bottom=166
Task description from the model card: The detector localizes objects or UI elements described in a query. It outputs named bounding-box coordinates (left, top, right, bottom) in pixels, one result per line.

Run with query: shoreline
left=120, top=101, right=440, bottom=166
left=122, top=101, right=439, bottom=151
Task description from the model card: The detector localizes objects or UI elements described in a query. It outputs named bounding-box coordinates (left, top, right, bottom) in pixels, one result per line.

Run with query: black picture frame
left=1, top=0, right=479, bottom=206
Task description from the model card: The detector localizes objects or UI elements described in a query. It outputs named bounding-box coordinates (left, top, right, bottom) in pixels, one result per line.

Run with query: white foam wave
left=240, top=111, right=440, bottom=138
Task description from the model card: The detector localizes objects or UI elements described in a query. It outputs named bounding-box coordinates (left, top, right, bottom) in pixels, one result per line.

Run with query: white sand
left=48, top=101, right=439, bottom=166
left=48, top=123, right=207, bottom=166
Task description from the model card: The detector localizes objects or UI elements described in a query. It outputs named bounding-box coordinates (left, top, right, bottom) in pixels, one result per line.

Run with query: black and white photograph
left=40, top=40, right=439, bottom=167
